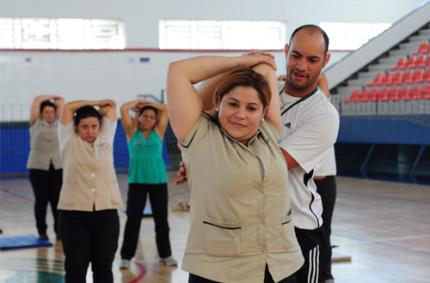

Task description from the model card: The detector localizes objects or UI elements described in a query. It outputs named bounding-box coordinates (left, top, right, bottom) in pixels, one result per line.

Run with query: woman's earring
left=262, top=117, right=265, bottom=122
left=215, top=107, right=219, bottom=111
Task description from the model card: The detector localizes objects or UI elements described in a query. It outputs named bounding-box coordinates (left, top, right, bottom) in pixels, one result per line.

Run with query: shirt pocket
left=203, top=216, right=242, bottom=257
left=281, top=210, right=296, bottom=249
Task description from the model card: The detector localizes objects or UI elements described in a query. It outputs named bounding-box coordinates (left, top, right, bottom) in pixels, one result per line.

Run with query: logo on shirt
left=284, top=122, right=291, bottom=129
left=96, top=142, right=107, bottom=148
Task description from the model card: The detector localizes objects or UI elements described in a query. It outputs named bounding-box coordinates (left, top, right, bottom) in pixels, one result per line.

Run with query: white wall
left=0, top=0, right=424, bottom=120
left=0, top=0, right=288, bottom=47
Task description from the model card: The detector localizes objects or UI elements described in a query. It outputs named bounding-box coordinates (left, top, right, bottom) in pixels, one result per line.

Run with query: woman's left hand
left=239, top=52, right=277, bottom=70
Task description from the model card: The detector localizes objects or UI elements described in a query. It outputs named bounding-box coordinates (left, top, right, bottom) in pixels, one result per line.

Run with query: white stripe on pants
left=307, top=246, right=319, bottom=283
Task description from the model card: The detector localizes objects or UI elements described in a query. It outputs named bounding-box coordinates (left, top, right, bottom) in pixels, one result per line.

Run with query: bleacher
left=324, top=13, right=430, bottom=184
left=339, top=39, right=430, bottom=115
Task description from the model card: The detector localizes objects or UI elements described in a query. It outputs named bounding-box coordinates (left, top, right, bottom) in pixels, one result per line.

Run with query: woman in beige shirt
left=167, top=54, right=304, bottom=283
left=27, top=95, right=64, bottom=240
left=58, top=99, right=123, bottom=283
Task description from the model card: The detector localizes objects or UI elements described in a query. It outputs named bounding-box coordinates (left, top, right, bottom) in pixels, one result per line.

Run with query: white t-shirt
left=314, top=146, right=337, bottom=177
left=59, top=116, right=117, bottom=151
left=279, top=87, right=339, bottom=229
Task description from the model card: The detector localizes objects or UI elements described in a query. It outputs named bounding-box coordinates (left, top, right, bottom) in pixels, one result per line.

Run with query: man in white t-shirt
left=279, top=25, right=339, bottom=283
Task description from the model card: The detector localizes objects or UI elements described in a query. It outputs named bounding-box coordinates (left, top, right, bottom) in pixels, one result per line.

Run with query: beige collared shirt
left=57, top=117, right=123, bottom=211
left=180, top=114, right=303, bottom=283
left=27, top=119, right=62, bottom=170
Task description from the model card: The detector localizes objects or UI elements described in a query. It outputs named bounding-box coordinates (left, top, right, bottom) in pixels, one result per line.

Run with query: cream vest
left=58, top=133, right=123, bottom=211
left=27, top=119, right=62, bottom=170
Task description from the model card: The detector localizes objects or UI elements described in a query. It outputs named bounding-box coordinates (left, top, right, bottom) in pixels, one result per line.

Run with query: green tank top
left=128, top=130, right=167, bottom=184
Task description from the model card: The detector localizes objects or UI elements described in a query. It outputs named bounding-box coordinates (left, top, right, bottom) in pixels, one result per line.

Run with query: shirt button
left=91, top=188, right=96, bottom=192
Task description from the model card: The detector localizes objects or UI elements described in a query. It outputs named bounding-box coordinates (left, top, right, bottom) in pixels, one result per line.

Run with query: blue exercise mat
left=0, top=235, right=52, bottom=251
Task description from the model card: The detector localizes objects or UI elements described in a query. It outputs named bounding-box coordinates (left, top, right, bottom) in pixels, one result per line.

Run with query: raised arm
left=120, top=99, right=141, bottom=139
left=318, top=74, right=330, bottom=98
left=30, top=95, right=64, bottom=124
left=60, top=99, right=116, bottom=125
left=253, top=63, right=281, bottom=132
left=98, top=99, right=117, bottom=121
left=167, top=54, right=276, bottom=143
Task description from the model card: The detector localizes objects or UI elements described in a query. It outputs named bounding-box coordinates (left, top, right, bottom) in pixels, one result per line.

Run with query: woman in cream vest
left=27, top=95, right=64, bottom=240
left=167, top=54, right=304, bottom=283
left=57, top=99, right=123, bottom=283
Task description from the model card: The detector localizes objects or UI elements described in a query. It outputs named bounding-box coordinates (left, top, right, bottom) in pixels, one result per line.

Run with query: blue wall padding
left=0, top=125, right=30, bottom=174
left=337, top=115, right=430, bottom=145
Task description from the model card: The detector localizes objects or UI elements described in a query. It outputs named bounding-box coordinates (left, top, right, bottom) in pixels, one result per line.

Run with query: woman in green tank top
left=119, top=99, right=177, bottom=269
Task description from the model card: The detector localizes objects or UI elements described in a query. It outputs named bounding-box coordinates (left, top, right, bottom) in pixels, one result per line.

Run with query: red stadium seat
left=401, top=70, right=412, bottom=84
left=398, top=87, right=409, bottom=100
left=408, top=86, right=421, bottom=100
left=426, top=56, right=430, bottom=67
left=351, top=89, right=363, bottom=97
left=345, top=89, right=362, bottom=103
left=359, top=88, right=373, bottom=102
left=411, top=69, right=424, bottom=83
left=377, top=88, right=388, bottom=101
left=386, top=87, right=399, bottom=101
left=424, top=69, right=430, bottom=83
left=368, top=72, right=383, bottom=86
left=419, top=85, right=430, bottom=100
left=404, top=56, right=415, bottom=69
left=390, top=71, right=402, bottom=85
left=413, top=55, right=425, bottom=68
left=415, top=42, right=430, bottom=54
left=366, top=88, right=380, bottom=102
left=391, top=57, right=405, bottom=70
left=380, top=72, right=392, bottom=85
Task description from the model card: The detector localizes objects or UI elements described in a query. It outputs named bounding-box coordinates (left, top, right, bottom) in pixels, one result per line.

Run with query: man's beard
left=286, top=71, right=319, bottom=90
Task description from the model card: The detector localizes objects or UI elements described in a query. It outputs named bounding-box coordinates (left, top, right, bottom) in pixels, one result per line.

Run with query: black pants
left=292, top=227, right=324, bottom=283
left=315, top=176, right=337, bottom=280
left=59, top=209, right=119, bottom=283
left=29, top=164, right=62, bottom=237
left=189, top=265, right=297, bottom=283
left=120, top=183, right=172, bottom=260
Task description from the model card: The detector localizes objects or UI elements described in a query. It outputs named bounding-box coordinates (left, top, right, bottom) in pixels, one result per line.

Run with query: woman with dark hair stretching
left=119, top=99, right=176, bottom=269
left=58, top=99, right=123, bottom=283
left=167, top=54, right=304, bottom=282
left=27, top=95, right=64, bottom=240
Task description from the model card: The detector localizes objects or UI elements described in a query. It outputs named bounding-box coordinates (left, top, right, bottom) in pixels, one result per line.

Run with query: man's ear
left=322, top=52, right=331, bottom=69
left=284, top=43, right=289, bottom=55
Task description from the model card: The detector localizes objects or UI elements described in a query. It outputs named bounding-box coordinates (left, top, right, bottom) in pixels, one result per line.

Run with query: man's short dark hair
left=289, top=24, right=330, bottom=54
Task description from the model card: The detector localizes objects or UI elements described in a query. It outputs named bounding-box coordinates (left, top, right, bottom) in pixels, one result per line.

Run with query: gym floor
left=1, top=173, right=429, bottom=283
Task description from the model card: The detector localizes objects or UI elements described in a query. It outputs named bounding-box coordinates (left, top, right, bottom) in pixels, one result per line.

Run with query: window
left=159, top=20, right=286, bottom=50
left=320, top=22, right=392, bottom=50
left=0, top=18, right=125, bottom=49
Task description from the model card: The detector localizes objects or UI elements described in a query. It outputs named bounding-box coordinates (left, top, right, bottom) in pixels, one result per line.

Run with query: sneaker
left=160, top=256, right=178, bottom=267
left=119, top=259, right=131, bottom=270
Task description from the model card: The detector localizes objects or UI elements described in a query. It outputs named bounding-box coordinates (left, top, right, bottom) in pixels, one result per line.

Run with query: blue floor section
left=0, top=235, right=52, bottom=251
